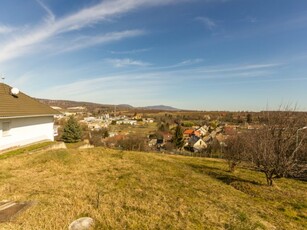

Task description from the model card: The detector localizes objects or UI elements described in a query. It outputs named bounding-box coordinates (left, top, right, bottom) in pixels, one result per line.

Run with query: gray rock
left=48, top=142, right=67, bottom=150
left=78, top=144, right=94, bottom=149
left=68, top=217, right=94, bottom=230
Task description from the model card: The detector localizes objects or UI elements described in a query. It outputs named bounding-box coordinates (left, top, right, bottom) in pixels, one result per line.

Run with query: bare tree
left=89, top=128, right=109, bottom=146
left=224, top=133, right=247, bottom=172
left=245, top=107, right=307, bottom=186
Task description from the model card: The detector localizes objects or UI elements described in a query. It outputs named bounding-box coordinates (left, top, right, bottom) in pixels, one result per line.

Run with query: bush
left=164, top=142, right=175, bottom=151
left=181, top=121, right=194, bottom=127
left=117, top=134, right=147, bottom=152
left=89, top=129, right=109, bottom=146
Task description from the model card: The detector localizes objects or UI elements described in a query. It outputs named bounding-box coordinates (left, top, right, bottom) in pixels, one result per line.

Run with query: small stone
left=68, top=217, right=94, bottom=230
left=49, top=142, right=67, bottom=150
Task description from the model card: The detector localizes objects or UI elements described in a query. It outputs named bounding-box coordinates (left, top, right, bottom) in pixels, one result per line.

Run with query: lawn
left=0, top=147, right=306, bottom=229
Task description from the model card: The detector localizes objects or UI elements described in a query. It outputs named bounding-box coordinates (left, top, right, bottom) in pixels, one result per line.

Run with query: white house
left=0, top=83, right=60, bottom=151
left=193, top=139, right=207, bottom=152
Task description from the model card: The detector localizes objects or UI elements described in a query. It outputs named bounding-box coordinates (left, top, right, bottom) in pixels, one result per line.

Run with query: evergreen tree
left=173, top=125, right=184, bottom=149
left=158, top=122, right=170, bottom=132
left=61, top=116, right=82, bottom=143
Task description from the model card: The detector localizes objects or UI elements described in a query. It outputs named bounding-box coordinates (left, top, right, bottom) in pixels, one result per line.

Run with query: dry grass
left=0, top=147, right=306, bottom=229
left=108, top=122, right=157, bottom=136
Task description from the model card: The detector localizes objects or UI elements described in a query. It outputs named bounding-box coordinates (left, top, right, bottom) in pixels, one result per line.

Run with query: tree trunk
left=265, top=172, right=274, bottom=186
left=229, top=162, right=237, bottom=173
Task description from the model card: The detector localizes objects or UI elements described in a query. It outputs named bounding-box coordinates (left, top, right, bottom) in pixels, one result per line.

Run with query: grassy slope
left=0, top=148, right=305, bottom=230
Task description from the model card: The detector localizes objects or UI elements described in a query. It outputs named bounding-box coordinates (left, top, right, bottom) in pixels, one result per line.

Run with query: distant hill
left=37, top=98, right=180, bottom=111
left=141, top=105, right=179, bottom=111
left=37, top=98, right=117, bottom=111
left=117, top=104, right=134, bottom=109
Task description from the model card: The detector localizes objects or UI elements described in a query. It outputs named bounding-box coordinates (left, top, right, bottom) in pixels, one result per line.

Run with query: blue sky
left=1, top=0, right=307, bottom=111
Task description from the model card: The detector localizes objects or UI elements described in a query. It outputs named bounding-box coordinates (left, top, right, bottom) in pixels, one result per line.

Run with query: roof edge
left=0, top=114, right=58, bottom=119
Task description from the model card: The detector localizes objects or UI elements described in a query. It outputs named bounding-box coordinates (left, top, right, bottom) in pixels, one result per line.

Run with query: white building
left=0, top=83, right=60, bottom=151
left=116, top=119, right=137, bottom=125
left=193, top=139, right=207, bottom=152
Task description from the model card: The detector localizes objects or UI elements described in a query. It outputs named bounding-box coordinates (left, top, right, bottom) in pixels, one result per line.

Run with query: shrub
left=89, top=129, right=109, bottom=146
left=117, top=134, right=147, bottom=152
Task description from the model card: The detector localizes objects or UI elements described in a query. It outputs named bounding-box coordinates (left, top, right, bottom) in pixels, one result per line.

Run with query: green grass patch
left=30, top=149, right=73, bottom=165
left=0, top=141, right=54, bottom=160
left=65, top=142, right=86, bottom=149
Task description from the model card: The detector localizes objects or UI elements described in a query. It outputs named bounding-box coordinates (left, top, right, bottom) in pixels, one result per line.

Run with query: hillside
left=37, top=98, right=180, bottom=111
left=0, top=146, right=306, bottom=229
left=37, top=98, right=130, bottom=110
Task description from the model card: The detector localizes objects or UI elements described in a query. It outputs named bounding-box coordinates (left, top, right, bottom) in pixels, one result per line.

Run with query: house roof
left=183, top=129, right=201, bottom=137
left=183, top=129, right=194, bottom=135
left=193, top=131, right=201, bottom=137
left=0, top=83, right=60, bottom=118
left=188, top=135, right=200, bottom=146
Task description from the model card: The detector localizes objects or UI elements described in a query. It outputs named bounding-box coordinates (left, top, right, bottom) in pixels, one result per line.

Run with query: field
left=108, top=122, right=157, bottom=136
left=0, top=145, right=306, bottom=229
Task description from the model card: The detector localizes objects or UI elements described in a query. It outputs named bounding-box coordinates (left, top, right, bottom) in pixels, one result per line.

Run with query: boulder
left=68, top=217, right=94, bottom=230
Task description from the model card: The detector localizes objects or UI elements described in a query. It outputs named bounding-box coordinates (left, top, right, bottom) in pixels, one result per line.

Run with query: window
left=2, top=122, right=10, bottom=137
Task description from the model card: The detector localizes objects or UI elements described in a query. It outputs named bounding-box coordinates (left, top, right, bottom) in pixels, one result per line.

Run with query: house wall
left=0, top=116, right=54, bottom=151
left=193, top=139, right=207, bottom=151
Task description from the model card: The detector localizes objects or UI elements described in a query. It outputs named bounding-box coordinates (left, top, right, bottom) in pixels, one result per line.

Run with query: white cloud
left=34, top=73, right=166, bottom=104
left=30, top=61, right=284, bottom=106
left=59, top=30, right=146, bottom=53
left=0, top=25, right=15, bottom=34
left=247, top=17, right=257, bottom=24
left=178, top=59, right=203, bottom=66
left=194, top=63, right=281, bottom=74
left=144, top=58, right=204, bottom=71
left=35, top=0, right=55, bottom=22
left=110, top=48, right=151, bottom=54
left=195, top=16, right=216, bottom=29
left=105, top=58, right=152, bottom=67
left=0, top=0, right=185, bottom=63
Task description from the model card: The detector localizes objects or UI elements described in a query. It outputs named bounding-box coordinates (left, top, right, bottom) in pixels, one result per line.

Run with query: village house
left=116, top=119, right=137, bottom=125
left=0, top=83, right=59, bottom=151
left=183, top=129, right=201, bottom=140
left=185, top=135, right=207, bottom=152
left=193, top=138, right=207, bottom=152
left=142, top=118, right=154, bottom=123
left=196, top=125, right=209, bottom=136
left=133, top=113, right=142, bottom=120
left=148, top=138, right=158, bottom=148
